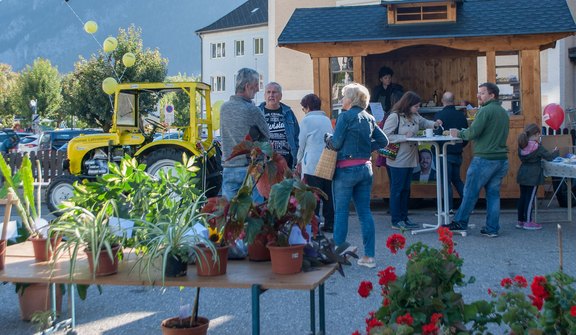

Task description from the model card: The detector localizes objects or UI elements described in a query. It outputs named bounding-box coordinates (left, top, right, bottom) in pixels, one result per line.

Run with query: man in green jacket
left=447, top=82, right=509, bottom=237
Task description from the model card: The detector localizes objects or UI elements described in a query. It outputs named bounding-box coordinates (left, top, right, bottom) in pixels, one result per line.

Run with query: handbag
left=314, top=147, right=337, bottom=180
left=379, top=115, right=401, bottom=161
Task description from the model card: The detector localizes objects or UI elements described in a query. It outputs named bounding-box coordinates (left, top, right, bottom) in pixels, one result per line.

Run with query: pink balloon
left=543, top=103, right=564, bottom=130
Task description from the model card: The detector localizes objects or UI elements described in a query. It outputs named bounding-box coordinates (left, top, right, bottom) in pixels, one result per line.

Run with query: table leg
left=569, top=178, right=572, bottom=222
left=252, top=284, right=262, bottom=335
left=309, top=290, right=316, bottom=335
left=319, top=284, right=325, bottom=335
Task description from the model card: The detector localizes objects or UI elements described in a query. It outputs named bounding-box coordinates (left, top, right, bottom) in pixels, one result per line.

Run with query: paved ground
left=1, top=198, right=575, bottom=335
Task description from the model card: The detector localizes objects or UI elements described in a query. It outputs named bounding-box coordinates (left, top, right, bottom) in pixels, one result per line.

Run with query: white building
left=196, top=0, right=269, bottom=105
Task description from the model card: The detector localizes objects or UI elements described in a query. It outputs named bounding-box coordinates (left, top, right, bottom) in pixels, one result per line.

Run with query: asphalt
left=1, top=198, right=575, bottom=335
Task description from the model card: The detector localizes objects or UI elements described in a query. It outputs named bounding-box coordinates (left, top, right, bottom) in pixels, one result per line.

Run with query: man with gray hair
left=258, top=82, right=300, bottom=168
left=220, top=68, right=270, bottom=201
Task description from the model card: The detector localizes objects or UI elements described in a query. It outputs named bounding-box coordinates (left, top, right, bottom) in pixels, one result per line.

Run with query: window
left=211, top=76, right=226, bottom=92
left=495, top=52, right=521, bottom=115
left=235, top=40, right=244, bottom=56
left=210, top=42, right=226, bottom=59
left=330, top=57, right=354, bottom=118
left=254, top=38, right=264, bottom=55
left=259, top=74, right=264, bottom=90
left=387, top=1, right=456, bottom=24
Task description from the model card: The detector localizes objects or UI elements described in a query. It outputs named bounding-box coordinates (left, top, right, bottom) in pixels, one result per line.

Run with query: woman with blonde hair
left=325, top=83, right=389, bottom=268
left=383, top=91, right=442, bottom=230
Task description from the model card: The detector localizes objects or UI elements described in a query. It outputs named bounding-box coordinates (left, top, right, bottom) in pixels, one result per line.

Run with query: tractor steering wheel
left=144, top=117, right=167, bottom=131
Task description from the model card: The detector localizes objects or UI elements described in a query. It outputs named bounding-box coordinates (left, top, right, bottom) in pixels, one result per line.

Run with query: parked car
left=17, top=135, right=40, bottom=153
left=37, top=129, right=103, bottom=151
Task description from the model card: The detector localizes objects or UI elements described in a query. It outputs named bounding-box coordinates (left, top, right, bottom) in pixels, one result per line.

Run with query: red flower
left=352, top=331, right=361, bottom=335
left=501, top=277, right=513, bottom=288
left=531, top=276, right=549, bottom=300
left=382, top=297, right=390, bottom=307
left=358, top=281, right=373, bottom=298
left=513, top=275, right=528, bottom=288
left=422, top=323, right=439, bottom=335
left=571, top=306, right=576, bottom=317
left=530, top=295, right=544, bottom=310
left=430, top=313, right=443, bottom=324
left=365, top=311, right=383, bottom=333
left=378, top=266, right=397, bottom=286
left=396, top=313, right=414, bottom=326
left=386, top=234, right=406, bottom=254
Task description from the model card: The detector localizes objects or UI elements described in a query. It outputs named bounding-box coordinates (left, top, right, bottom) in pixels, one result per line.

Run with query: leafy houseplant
left=50, top=200, right=124, bottom=278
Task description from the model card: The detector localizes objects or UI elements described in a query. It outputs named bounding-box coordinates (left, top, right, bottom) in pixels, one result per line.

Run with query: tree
left=10, top=59, right=63, bottom=127
left=0, top=64, right=19, bottom=126
left=64, top=25, right=168, bottom=131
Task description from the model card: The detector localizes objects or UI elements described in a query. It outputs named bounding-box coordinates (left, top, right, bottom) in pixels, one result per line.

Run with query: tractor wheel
left=46, top=175, right=80, bottom=215
left=144, top=148, right=222, bottom=197
left=144, top=148, right=184, bottom=177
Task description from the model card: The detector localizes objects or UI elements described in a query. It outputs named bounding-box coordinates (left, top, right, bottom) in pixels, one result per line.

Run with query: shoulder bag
left=378, top=115, right=401, bottom=160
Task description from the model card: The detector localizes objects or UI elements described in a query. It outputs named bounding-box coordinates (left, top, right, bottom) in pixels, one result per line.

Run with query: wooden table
left=1, top=242, right=337, bottom=335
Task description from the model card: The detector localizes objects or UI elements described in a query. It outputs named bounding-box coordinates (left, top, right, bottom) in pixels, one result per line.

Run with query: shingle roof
left=196, top=0, right=268, bottom=34
left=278, top=0, right=576, bottom=45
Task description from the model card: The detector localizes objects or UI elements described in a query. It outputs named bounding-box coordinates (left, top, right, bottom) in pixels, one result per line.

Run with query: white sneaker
left=357, top=257, right=376, bottom=268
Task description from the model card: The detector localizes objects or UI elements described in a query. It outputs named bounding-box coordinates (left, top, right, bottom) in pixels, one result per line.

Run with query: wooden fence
left=0, top=150, right=67, bottom=185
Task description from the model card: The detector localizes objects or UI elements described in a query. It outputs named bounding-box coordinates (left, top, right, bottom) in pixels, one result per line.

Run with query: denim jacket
left=330, top=106, right=388, bottom=161
left=258, top=102, right=300, bottom=164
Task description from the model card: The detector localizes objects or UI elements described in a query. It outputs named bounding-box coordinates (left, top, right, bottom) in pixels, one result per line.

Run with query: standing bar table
left=405, top=135, right=464, bottom=235
left=538, top=159, right=576, bottom=222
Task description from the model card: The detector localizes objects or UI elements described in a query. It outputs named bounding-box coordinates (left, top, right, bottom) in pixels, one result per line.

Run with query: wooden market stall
left=278, top=0, right=576, bottom=199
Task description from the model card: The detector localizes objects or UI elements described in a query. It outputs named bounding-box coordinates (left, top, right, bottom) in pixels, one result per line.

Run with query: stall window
left=495, top=52, right=521, bottom=115
left=330, top=57, right=354, bottom=118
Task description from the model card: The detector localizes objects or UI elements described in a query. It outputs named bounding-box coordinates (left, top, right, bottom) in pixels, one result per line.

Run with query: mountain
left=0, top=0, right=245, bottom=76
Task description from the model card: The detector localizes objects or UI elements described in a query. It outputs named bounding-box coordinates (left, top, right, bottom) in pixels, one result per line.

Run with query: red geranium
left=358, top=280, right=373, bottom=298
left=438, top=227, right=454, bottom=254
left=571, top=306, right=576, bottom=317
left=531, top=276, right=549, bottom=300
left=386, top=234, right=406, bottom=254
left=501, top=277, right=513, bottom=288
left=365, top=311, right=383, bottom=334
left=396, top=313, right=414, bottom=326
left=378, top=266, right=397, bottom=286
left=422, top=323, right=439, bottom=335
left=513, top=275, right=528, bottom=288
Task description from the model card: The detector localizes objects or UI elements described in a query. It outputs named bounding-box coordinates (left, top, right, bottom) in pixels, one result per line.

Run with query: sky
left=0, top=0, right=246, bottom=76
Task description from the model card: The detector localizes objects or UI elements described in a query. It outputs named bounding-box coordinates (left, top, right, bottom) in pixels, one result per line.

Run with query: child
left=516, top=123, right=558, bottom=230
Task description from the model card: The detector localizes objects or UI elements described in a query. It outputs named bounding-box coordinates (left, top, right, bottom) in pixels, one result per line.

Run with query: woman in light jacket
left=326, top=83, right=388, bottom=268
left=383, top=91, right=442, bottom=230
left=296, top=94, right=335, bottom=233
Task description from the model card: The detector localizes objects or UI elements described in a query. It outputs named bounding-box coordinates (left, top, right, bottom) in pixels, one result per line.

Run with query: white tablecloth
left=543, top=160, right=576, bottom=178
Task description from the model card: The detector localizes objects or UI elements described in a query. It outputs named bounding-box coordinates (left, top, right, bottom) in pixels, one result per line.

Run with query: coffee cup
left=425, top=129, right=434, bottom=138
left=449, top=128, right=459, bottom=137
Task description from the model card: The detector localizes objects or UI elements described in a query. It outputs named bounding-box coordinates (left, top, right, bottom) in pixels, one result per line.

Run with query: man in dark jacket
left=434, top=91, right=469, bottom=213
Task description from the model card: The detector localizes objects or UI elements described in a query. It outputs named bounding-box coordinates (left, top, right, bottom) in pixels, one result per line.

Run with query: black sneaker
left=480, top=229, right=498, bottom=238
left=403, top=218, right=419, bottom=228
left=446, top=221, right=466, bottom=232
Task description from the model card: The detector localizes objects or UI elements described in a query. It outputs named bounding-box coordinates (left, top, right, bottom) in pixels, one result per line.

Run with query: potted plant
left=161, top=287, right=209, bottom=335
left=50, top=199, right=124, bottom=278
left=203, top=138, right=326, bottom=274
left=0, top=154, right=57, bottom=261
left=133, top=196, right=216, bottom=283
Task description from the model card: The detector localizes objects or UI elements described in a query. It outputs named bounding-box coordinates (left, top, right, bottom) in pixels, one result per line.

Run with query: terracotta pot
left=0, top=239, right=6, bottom=271
left=30, top=236, right=62, bottom=262
left=85, top=244, right=121, bottom=276
left=196, top=245, right=229, bottom=276
left=267, top=243, right=305, bottom=275
left=165, top=254, right=188, bottom=277
left=18, top=283, right=63, bottom=321
left=247, top=235, right=270, bottom=262
left=161, top=316, right=209, bottom=335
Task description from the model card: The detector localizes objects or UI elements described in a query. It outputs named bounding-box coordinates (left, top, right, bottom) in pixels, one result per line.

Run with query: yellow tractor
left=46, top=82, right=222, bottom=213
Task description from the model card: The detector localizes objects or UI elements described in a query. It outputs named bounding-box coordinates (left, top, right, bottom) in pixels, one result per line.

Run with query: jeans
left=518, top=185, right=537, bottom=222
left=304, top=174, right=334, bottom=229
left=439, top=154, right=465, bottom=211
left=454, top=157, right=509, bottom=233
left=389, top=166, right=414, bottom=224
left=222, top=166, right=263, bottom=203
left=333, top=163, right=375, bottom=257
